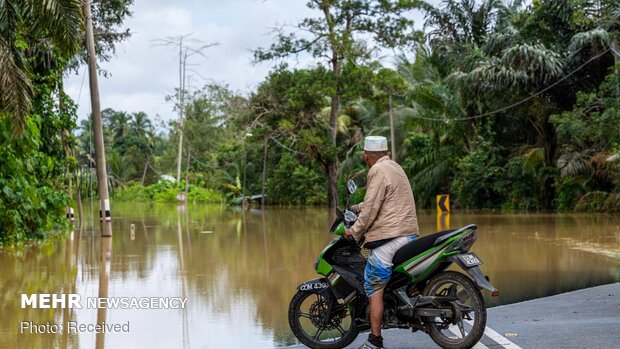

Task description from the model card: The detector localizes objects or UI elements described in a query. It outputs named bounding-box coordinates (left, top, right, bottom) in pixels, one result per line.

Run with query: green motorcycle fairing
left=392, top=228, right=475, bottom=283
left=316, top=223, right=477, bottom=284
left=314, top=222, right=345, bottom=276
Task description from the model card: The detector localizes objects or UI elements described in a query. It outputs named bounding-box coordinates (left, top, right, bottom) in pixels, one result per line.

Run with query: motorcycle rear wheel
left=288, top=290, right=358, bottom=349
left=423, top=271, right=486, bottom=349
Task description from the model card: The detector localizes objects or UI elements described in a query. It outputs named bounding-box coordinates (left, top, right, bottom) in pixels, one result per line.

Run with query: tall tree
left=130, top=112, right=153, bottom=139
left=0, top=0, right=83, bottom=133
left=254, top=0, right=418, bottom=208
left=67, top=0, right=134, bottom=74
left=105, top=109, right=131, bottom=140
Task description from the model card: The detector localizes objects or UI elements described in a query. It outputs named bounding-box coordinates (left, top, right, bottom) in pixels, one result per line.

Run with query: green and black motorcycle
left=288, top=181, right=499, bottom=349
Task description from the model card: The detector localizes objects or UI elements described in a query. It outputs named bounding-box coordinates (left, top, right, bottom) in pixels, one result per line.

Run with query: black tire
left=288, top=290, right=358, bottom=349
left=423, top=271, right=486, bottom=349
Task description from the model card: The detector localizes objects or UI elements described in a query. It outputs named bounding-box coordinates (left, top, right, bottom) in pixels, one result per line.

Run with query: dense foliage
left=74, top=0, right=620, bottom=213
left=2, top=0, right=620, bottom=245
left=0, top=0, right=133, bottom=244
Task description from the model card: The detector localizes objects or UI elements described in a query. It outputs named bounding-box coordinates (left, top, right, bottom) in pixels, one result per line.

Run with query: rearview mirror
left=347, top=180, right=357, bottom=194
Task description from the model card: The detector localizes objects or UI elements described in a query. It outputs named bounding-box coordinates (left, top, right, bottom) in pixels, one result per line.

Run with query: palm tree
left=107, top=110, right=131, bottom=140
left=390, top=48, right=473, bottom=207
left=0, top=0, right=83, bottom=133
left=130, top=112, right=153, bottom=139
left=447, top=1, right=619, bottom=209
left=421, top=0, right=516, bottom=71
left=107, top=150, right=136, bottom=188
left=76, top=118, right=95, bottom=167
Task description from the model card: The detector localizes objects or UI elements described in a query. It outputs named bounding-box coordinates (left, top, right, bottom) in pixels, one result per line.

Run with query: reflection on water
left=1, top=204, right=619, bottom=348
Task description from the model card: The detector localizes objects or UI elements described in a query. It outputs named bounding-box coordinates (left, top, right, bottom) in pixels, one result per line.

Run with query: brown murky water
left=1, top=203, right=619, bottom=348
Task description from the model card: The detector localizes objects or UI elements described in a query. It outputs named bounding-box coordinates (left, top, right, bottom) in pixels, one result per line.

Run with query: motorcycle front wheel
left=288, top=290, right=358, bottom=349
left=423, top=271, right=487, bottom=349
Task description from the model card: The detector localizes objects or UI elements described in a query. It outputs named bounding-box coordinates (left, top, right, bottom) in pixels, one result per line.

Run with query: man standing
left=344, top=136, right=419, bottom=349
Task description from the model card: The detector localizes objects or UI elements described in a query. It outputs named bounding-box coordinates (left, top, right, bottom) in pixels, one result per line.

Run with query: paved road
left=288, top=282, right=620, bottom=349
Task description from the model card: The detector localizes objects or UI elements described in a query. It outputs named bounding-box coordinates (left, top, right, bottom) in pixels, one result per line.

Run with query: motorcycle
left=288, top=180, right=499, bottom=349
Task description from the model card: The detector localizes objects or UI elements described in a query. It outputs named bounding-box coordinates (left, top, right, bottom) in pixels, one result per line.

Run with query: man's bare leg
left=369, top=288, right=384, bottom=336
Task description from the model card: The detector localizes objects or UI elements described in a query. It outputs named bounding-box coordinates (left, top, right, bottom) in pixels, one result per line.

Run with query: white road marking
left=472, top=341, right=490, bottom=349
left=482, top=326, right=523, bottom=349
left=447, top=324, right=489, bottom=349
left=465, top=320, right=524, bottom=349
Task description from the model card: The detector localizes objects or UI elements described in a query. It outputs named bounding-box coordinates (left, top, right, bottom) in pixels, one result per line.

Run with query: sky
left=64, top=0, right=430, bottom=128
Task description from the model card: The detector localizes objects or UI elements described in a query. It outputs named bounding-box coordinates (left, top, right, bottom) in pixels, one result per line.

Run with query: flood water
left=1, top=203, right=619, bottom=348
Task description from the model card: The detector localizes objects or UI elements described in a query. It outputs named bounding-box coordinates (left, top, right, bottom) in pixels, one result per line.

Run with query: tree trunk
left=612, top=38, right=619, bottom=140
left=261, top=135, right=268, bottom=209
left=327, top=50, right=341, bottom=209
left=389, top=95, right=396, bottom=162
left=141, top=158, right=148, bottom=185
left=612, top=38, right=619, bottom=73
left=184, top=146, right=190, bottom=199
left=76, top=168, right=83, bottom=233
left=58, top=79, right=76, bottom=230
left=542, top=117, right=557, bottom=210
left=243, top=143, right=247, bottom=196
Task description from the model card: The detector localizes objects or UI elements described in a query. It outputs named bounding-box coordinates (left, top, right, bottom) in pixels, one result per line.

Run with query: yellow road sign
left=436, top=194, right=450, bottom=213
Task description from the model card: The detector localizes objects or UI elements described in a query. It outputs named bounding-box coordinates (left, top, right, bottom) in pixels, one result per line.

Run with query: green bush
left=575, top=191, right=619, bottom=212
left=452, top=143, right=505, bottom=209
left=500, top=156, right=543, bottom=211
left=555, top=176, right=586, bottom=211
left=112, top=181, right=223, bottom=204
left=187, top=187, right=224, bottom=203
left=266, top=153, right=326, bottom=205
left=0, top=117, right=71, bottom=245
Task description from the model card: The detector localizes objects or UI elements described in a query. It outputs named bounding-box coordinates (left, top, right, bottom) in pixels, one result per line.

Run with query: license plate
left=458, top=253, right=482, bottom=267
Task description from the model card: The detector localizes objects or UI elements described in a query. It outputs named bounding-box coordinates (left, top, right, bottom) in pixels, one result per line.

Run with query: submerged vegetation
left=1, top=0, right=619, bottom=244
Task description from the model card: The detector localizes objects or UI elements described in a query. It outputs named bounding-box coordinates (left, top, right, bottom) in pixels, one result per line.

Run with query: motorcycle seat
left=392, top=229, right=457, bottom=266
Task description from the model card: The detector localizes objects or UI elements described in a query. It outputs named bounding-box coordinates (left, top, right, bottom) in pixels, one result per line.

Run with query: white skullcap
left=364, top=136, right=388, bottom=151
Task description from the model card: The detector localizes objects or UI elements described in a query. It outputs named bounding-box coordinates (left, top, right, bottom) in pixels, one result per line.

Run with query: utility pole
left=152, top=35, right=218, bottom=183
left=83, top=0, right=112, bottom=237
left=176, top=42, right=186, bottom=183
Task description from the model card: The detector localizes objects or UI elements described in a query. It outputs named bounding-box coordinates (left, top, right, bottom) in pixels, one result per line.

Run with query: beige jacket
left=349, top=156, right=419, bottom=243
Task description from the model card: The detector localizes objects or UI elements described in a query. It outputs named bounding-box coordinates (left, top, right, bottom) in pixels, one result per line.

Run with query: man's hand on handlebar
left=343, top=229, right=355, bottom=242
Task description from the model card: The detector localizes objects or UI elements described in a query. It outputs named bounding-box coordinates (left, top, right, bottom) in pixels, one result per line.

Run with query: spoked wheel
left=288, top=290, right=358, bottom=349
left=423, top=271, right=486, bottom=349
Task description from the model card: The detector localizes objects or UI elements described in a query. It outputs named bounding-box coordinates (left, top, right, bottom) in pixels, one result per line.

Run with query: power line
left=269, top=136, right=306, bottom=155
left=189, top=154, right=224, bottom=169
left=410, top=48, right=611, bottom=122
left=145, top=159, right=164, bottom=177
left=75, top=65, right=88, bottom=106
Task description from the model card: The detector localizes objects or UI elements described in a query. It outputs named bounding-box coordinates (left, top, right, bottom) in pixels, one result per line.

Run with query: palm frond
left=607, top=152, right=620, bottom=163
left=337, top=114, right=351, bottom=134
left=0, top=36, right=32, bottom=134
left=484, top=26, right=518, bottom=55
left=568, top=28, right=610, bottom=53
left=521, top=147, right=544, bottom=172
left=24, top=0, right=84, bottom=55
left=500, top=43, right=564, bottom=84
left=557, top=150, right=592, bottom=177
